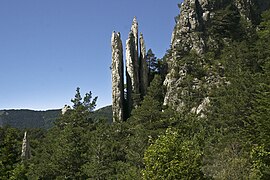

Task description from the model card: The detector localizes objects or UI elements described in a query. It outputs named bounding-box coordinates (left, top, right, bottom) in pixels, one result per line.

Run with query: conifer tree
left=28, top=88, right=97, bottom=179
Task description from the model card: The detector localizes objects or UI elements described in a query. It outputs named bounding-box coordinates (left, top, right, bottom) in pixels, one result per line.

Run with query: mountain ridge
left=0, top=105, right=112, bottom=129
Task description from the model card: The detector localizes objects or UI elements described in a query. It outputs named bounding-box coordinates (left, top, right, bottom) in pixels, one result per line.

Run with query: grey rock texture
left=164, top=0, right=267, bottom=115
left=131, top=17, right=139, bottom=66
left=61, top=105, right=71, bottom=115
left=139, top=33, right=149, bottom=97
left=111, top=32, right=125, bottom=122
left=164, top=0, right=207, bottom=113
left=21, top=131, right=31, bottom=160
left=111, top=17, right=150, bottom=121
left=126, top=31, right=140, bottom=114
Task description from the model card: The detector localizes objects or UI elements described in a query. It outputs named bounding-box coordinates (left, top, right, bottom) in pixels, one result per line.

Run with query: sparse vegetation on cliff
left=1, top=0, right=270, bottom=179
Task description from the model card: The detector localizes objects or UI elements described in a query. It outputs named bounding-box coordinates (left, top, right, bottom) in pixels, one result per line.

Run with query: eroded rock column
left=21, top=131, right=31, bottom=160
left=139, top=33, right=149, bottom=97
left=126, top=31, right=140, bottom=115
left=111, top=32, right=125, bottom=122
left=112, top=17, right=150, bottom=120
left=131, top=17, right=139, bottom=64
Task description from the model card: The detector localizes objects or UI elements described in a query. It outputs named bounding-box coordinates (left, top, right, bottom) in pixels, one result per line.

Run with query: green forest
left=1, top=1, right=270, bottom=180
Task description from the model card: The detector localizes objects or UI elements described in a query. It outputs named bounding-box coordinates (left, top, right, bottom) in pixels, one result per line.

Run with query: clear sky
left=0, top=0, right=182, bottom=110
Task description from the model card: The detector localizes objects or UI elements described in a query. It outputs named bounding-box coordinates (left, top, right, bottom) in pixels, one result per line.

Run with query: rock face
left=139, top=33, right=149, bottom=97
left=21, top=131, right=31, bottom=160
left=126, top=31, right=140, bottom=114
left=111, top=32, right=125, bottom=122
left=164, top=0, right=208, bottom=113
left=61, top=105, right=71, bottom=115
left=131, top=17, right=139, bottom=64
left=111, top=18, right=149, bottom=121
left=164, top=0, right=269, bottom=114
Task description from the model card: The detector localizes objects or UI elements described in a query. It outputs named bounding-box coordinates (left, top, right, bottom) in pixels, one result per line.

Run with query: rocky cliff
left=111, top=0, right=270, bottom=120
left=164, top=0, right=270, bottom=114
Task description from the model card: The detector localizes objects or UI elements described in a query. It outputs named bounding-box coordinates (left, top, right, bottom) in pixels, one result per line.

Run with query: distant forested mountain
left=0, top=109, right=60, bottom=129
left=0, top=106, right=112, bottom=129
left=90, top=105, right=113, bottom=123
left=1, top=0, right=270, bottom=179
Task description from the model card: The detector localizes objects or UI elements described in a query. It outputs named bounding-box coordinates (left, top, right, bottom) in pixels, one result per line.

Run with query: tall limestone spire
left=139, top=32, right=149, bottom=97
left=126, top=31, right=140, bottom=115
left=111, top=32, right=125, bottom=122
left=131, top=16, right=139, bottom=61
left=126, top=17, right=141, bottom=115
left=21, top=131, right=31, bottom=160
left=112, top=17, right=150, bottom=121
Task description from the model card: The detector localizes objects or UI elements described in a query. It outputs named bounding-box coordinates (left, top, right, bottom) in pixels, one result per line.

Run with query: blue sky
left=0, top=0, right=181, bottom=110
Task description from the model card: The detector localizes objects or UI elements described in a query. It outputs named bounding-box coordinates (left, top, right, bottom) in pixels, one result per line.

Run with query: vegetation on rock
left=1, top=0, right=270, bottom=179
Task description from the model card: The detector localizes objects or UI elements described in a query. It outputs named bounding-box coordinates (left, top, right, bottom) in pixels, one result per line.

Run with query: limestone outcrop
left=21, top=131, right=31, bottom=160
left=111, top=18, right=149, bottom=121
left=131, top=17, right=139, bottom=65
left=61, top=105, right=71, bottom=115
left=139, top=33, right=148, bottom=97
left=126, top=31, right=140, bottom=114
left=164, top=0, right=269, bottom=115
left=111, top=32, right=125, bottom=122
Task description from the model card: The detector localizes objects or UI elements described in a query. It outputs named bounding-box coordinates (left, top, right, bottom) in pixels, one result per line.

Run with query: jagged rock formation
left=111, top=32, right=125, bottom=122
left=126, top=31, right=140, bottom=113
left=61, top=105, right=71, bottom=115
left=139, top=33, right=149, bottom=97
left=112, top=17, right=149, bottom=121
left=131, top=17, right=139, bottom=65
left=164, top=0, right=270, bottom=114
left=21, top=131, right=31, bottom=160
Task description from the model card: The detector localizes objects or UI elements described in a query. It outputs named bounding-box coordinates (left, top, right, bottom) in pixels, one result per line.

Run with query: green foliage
left=81, top=121, right=127, bottom=179
left=146, top=49, right=157, bottom=73
left=28, top=88, right=98, bottom=179
left=143, top=128, right=204, bottom=180
left=122, top=75, right=171, bottom=177
left=145, top=49, right=165, bottom=81
left=210, top=4, right=244, bottom=39
left=201, top=9, right=270, bottom=179
left=245, top=17, right=270, bottom=178
left=0, top=127, right=22, bottom=179
left=9, top=163, right=28, bottom=180
left=200, top=40, right=261, bottom=179
left=258, top=10, right=270, bottom=39
left=203, top=134, right=254, bottom=179
left=130, top=75, right=165, bottom=124
left=90, top=105, right=113, bottom=123
left=249, top=79, right=270, bottom=147
left=208, top=43, right=256, bottom=130
left=1, top=4, right=270, bottom=180
left=249, top=145, right=270, bottom=179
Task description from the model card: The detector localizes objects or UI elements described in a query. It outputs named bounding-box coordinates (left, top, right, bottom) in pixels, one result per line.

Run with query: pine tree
left=28, top=88, right=97, bottom=179
left=0, top=127, right=21, bottom=179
